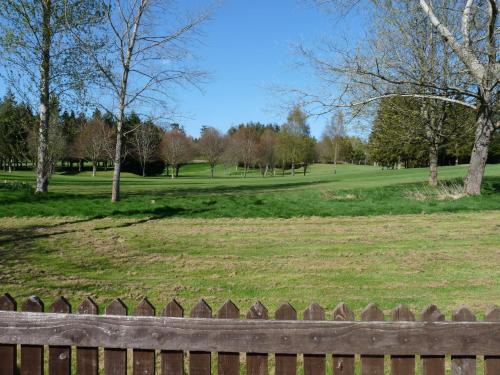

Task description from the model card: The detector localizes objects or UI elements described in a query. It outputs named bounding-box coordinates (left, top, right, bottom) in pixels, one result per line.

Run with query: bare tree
left=301, top=0, right=498, bottom=194
left=198, top=127, right=225, bottom=178
left=132, top=121, right=161, bottom=176
left=160, top=128, right=193, bottom=178
left=322, top=111, right=346, bottom=174
left=257, top=128, right=278, bottom=177
left=228, top=126, right=259, bottom=178
left=76, top=0, right=211, bottom=200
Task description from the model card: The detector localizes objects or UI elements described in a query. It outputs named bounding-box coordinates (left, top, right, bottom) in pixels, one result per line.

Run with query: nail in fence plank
left=332, top=303, right=355, bottom=375
left=77, top=298, right=99, bottom=375
left=421, top=305, right=445, bottom=375
left=21, top=296, right=44, bottom=375
left=49, top=297, right=72, bottom=375
left=0, top=294, right=17, bottom=375
left=133, top=298, right=156, bottom=375
left=391, top=305, right=415, bottom=375
left=246, top=301, right=269, bottom=375
left=361, top=303, right=384, bottom=375
left=275, top=303, right=297, bottom=375
left=217, top=300, right=240, bottom=375
left=451, top=306, right=476, bottom=375
left=161, top=300, right=184, bottom=375
left=189, top=299, right=212, bottom=375
left=104, top=299, right=128, bottom=375
left=303, top=303, right=326, bottom=375
left=485, top=306, right=500, bottom=375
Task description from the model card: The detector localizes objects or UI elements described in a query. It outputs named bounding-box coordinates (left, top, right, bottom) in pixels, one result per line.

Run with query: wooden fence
left=0, top=294, right=499, bottom=375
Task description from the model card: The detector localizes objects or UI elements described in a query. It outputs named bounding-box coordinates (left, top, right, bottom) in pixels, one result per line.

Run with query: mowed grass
left=1, top=163, right=500, bottom=218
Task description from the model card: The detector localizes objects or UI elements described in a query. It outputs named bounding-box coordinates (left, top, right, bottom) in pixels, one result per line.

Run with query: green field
left=1, top=163, right=499, bottom=318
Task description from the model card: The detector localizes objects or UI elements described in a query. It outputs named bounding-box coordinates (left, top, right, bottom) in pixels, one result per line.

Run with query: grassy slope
left=1, top=163, right=500, bottom=218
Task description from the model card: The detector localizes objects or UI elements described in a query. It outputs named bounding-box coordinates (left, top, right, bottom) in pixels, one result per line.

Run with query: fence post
left=217, top=300, right=240, bottom=375
left=21, top=296, right=44, bottom=375
left=104, top=299, right=128, bottom=375
left=77, top=297, right=99, bottom=375
left=161, top=299, right=184, bottom=375
left=485, top=306, right=500, bottom=375
left=332, top=303, right=355, bottom=375
left=49, top=297, right=72, bottom=375
left=361, top=303, right=385, bottom=375
left=189, top=299, right=212, bottom=375
left=0, top=293, right=17, bottom=375
left=133, top=298, right=156, bottom=375
left=451, top=306, right=476, bottom=375
left=391, top=305, right=415, bottom=375
left=303, top=303, right=326, bottom=375
left=421, top=305, right=445, bottom=375
left=275, top=303, right=297, bottom=375
left=246, top=301, right=269, bottom=375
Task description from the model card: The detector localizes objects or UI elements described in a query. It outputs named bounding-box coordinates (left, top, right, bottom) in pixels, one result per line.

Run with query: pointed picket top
left=303, top=302, right=325, bottom=320
left=247, top=301, right=268, bottom=319
left=332, top=302, right=354, bottom=321
left=105, top=298, right=127, bottom=315
left=361, top=303, right=384, bottom=321
left=485, top=305, right=500, bottom=321
left=162, top=299, right=183, bottom=317
left=77, top=297, right=98, bottom=315
left=190, top=299, right=212, bottom=318
left=0, top=293, right=16, bottom=311
left=452, top=305, right=476, bottom=322
left=421, top=304, right=444, bottom=322
left=49, top=296, right=71, bottom=313
left=22, top=295, right=44, bottom=312
left=217, top=299, right=239, bottom=319
left=391, top=304, right=415, bottom=321
left=275, top=302, right=297, bottom=320
left=134, top=297, right=155, bottom=316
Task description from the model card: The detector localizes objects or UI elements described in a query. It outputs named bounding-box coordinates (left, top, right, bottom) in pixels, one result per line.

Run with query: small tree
left=132, top=121, right=161, bottom=177
left=160, top=129, right=193, bottom=178
left=198, top=127, right=225, bottom=178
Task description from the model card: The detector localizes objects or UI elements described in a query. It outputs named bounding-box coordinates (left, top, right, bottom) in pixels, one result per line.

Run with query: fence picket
left=49, top=297, right=72, bottom=375
left=304, top=303, right=326, bottom=375
left=161, top=299, right=184, bottom=375
left=246, top=301, right=269, bottom=375
left=451, top=306, right=476, bottom=375
left=21, top=296, right=44, bottom=375
left=361, top=303, right=385, bottom=375
left=0, top=294, right=16, bottom=375
left=391, top=305, right=415, bottom=375
left=217, top=300, right=240, bottom=375
left=189, top=299, right=212, bottom=375
left=421, top=305, right=445, bottom=375
left=77, top=297, right=99, bottom=375
left=133, top=298, right=156, bottom=375
left=275, top=303, right=297, bottom=375
left=485, top=306, right=500, bottom=375
left=104, top=299, right=128, bottom=375
left=332, top=303, right=355, bottom=375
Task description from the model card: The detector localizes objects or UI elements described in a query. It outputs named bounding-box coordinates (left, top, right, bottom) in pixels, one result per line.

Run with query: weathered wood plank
left=49, top=297, right=72, bottom=375
left=77, top=297, right=99, bottom=375
left=246, top=301, right=268, bottom=375
left=361, top=303, right=384, bottom=375
left=332, top=303, right=355, bottom=375
left=104, top=299, right=128, bottom=375
left=451, top=306, right=476, bottom=375
left=0, top=310, right=499, bottom=355
left=217, top=300, right=240, bottom=375
left=421, top=305, right=445, bottom=375
left=133, top=298, right=156, bottom=375
left=161, top=300, right=184, bottom=375
left=21, top=296, right=44, bottom=375
left=189, top=300, right=212, bottom=375
left=391, top=305, right=415, bottom=375
left=484, top=306, right=499, bottom=375
left=303, top=303, right=326, bottom=375
left=275, top=303, right=297, bottom=375
left=0, top=294, right=16, bottom=375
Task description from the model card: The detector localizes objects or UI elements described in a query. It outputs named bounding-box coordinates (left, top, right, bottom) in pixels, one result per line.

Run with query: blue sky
left=174, top=0, right=365, bottom=139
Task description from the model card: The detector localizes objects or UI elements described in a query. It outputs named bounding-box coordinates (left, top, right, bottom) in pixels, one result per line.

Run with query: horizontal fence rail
left=0, top=293, right=499, bottom=375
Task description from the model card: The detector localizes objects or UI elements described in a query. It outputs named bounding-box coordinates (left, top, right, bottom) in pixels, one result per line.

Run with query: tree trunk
left=210, top=166, right=214, bottom=178
left=35, top=0, right=52, bottom=194
left=175, top=165, right=180, bottom=177
left=171, top=164, right=175, bottom=178
left=428, top=143, right=438, bottom=186
left=92, top=161, right=96, bottom=177
left=142, top=165, right=146, bottom=177
left=303, top=164, right=307, bottom=176
left=464, top=100, right=494, bottom=195
left=291, top=161, right=295, bottom=176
